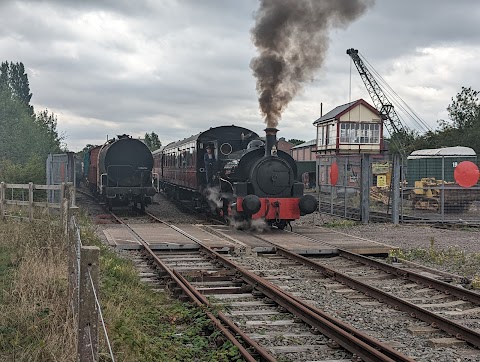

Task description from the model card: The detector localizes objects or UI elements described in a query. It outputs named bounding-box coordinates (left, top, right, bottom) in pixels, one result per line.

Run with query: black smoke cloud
left=250, top=0, right=375, bottom=127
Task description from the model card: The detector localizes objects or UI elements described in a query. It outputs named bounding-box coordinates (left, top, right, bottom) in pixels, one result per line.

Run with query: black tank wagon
left=87, top=134, right=156, bottom=211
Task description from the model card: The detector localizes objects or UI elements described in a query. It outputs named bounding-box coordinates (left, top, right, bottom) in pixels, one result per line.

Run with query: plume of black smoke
left=250, top=0, right=374, bottom=127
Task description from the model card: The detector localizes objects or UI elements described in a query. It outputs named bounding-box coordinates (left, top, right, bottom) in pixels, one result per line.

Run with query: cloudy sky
left=1, top=0, right=479, bottom=151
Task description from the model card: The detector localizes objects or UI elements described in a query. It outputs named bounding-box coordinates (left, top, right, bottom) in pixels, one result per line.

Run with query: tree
left=35, top=109, right=64, bottom=153
left=0, top=85, right=34, bottom=163
left=0, top=63, right=64, bottom=183
left=0, top=61, right=33, bottom=115
left=445, top=86, right=480, bottom=130
left=411, top=87, right=480, bottom=154
left=144, top=132, right=162, bottom=151
left=288, top=139, right=305, bottom=146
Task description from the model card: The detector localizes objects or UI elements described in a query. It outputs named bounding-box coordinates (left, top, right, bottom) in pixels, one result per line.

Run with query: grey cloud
left=1, top=0, right=480, bottom=151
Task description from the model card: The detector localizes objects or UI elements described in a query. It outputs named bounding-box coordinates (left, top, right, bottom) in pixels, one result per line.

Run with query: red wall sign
left=330, top=162, right=339, bottom=185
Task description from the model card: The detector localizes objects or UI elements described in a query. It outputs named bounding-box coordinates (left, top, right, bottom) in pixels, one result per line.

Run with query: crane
left=346, top=48, right=408, bottom=155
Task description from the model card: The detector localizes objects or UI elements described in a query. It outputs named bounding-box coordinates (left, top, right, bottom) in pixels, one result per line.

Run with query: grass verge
left=389, top=238, right=480, bottom=289
left=0, top=218, right=75, bottom=361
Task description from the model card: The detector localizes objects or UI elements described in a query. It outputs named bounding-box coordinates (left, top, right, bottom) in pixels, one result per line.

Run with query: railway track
left=217, top=228, right=480, bottom=357
left=107, top=210, right=414, bottom=362
left=76, top=188, right=480, bottom=360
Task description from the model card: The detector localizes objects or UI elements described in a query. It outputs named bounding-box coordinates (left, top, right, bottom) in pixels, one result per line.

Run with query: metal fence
left=46, top=152, right=77, bottom=204
left=316, top=153, right=480, bottom=224
left=316, top=153, right=393, bottom=222
left=401, top=155, right=480, bottom=223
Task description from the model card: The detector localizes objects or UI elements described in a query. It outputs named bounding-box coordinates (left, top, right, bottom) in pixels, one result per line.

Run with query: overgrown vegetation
left=0, top=213, right=244, bottom=361
left=0, top=219, right=75, bottom=361
left=389, top=237, right=480, bottom=289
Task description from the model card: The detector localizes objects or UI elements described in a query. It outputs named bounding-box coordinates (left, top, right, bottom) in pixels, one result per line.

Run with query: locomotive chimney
left=264, top=127, right=278, bottom=157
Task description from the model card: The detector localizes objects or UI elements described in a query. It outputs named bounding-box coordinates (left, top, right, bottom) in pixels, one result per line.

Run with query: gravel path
left=230, top=253, right=480, bottom=362
left=294, top=212, right=480, bottom=254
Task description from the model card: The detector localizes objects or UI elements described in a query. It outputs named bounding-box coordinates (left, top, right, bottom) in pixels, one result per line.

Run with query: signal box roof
left=313, top=99, right=379, bottom=125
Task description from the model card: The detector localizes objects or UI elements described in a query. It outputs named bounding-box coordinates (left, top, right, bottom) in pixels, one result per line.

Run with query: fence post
left=68, top=216, right=80, bottom=319
left=391, top=154, right=400, bottom=224
left=60, top=183, right=66, bottom=225
left=441, top=156, right=445, bottom=222
left=78, top=246, right=100, bottom=362
left=63, top=197, right=70, bottom=237
left=68, top=181, right=76, bottom=207
left=360, top=153, right=370, bottom=224
left=28, top=182, right=34, bottom=221
left=0, top=182, right=5, bottom=220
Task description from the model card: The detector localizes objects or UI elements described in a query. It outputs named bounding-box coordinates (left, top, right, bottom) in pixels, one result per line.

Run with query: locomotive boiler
left=155, top=126, right=317, bottom=229
left=87, top=134, right=156, bottom=211
left=223, top=127, right=317, bottom=229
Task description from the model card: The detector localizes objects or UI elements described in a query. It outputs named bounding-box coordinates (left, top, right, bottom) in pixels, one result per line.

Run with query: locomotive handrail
left=152, top=173, right=160, bottom=192
left=99, top=173, right=107, bottom=194
left=219, top=177, right=233, bottom=192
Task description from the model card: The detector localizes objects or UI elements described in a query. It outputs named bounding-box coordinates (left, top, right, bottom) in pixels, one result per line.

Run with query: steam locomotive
left=153, top=126, right=317, bottom=229
left=85, top=134, right=157, bottom=211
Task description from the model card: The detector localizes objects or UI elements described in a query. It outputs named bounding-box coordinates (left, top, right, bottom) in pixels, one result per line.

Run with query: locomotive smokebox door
left=253, top=158, right=293, bottom=196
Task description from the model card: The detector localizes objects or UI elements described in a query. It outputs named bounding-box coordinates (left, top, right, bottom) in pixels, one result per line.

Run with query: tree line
left=0, top=61, right=63, bottom=184
left=411, top=87, right=480, bottom=154
left=392, top=87, right=480, bottom=156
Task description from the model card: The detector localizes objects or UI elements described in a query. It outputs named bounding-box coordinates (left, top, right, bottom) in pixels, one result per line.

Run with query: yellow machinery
left=411, top=178, right=453, bottom=211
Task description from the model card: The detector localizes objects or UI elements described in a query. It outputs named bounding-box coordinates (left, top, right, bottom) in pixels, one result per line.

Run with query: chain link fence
left=401, top=154, right=480, bottom=223
left=316, top=153, right=480, bottom=224
left=316, top=154, right=394, bottom=221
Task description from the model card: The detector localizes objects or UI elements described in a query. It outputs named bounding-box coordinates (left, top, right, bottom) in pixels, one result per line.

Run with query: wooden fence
left=0, top=181, right=76, bottom=221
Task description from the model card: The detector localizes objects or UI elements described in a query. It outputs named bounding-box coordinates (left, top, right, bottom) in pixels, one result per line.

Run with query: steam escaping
left=203, top=186, right=227, bottom=210
left=250, top=0, right=374, bottom=127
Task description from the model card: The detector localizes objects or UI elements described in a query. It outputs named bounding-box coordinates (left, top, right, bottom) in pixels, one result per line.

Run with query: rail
left=144, top=212, right=413, bottom=362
